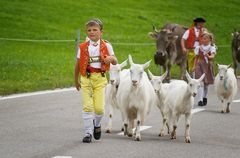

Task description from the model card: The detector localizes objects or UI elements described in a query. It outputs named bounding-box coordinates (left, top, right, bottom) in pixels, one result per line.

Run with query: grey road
left=0, top=80, right=240, bottom=158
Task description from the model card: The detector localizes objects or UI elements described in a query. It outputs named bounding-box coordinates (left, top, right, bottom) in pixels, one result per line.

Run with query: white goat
left=148, top=70, right=171, bottom=137
left=214, top=64, right=238, bottom=113
left=105, top=60, right=128, bottom=133
left=116, top=55, right=156, bottom=141
left=164, top=72, right=205, bottom=143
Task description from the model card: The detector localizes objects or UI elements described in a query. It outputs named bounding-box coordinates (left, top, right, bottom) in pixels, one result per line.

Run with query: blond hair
left=201, top=31, right=215, bottom=45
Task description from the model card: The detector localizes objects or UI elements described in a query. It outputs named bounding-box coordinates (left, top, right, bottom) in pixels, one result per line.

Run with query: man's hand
left=182, top=47, right=187, bottom=54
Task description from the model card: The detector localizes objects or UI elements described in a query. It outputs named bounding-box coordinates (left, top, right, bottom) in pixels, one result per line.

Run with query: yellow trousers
left=187, top=50, right=195, bottom=73
left=80, top=72, right=107, bottom=115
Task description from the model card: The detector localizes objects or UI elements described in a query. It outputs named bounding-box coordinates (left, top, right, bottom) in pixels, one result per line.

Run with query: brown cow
left=149, top=23, right=187, bottom=82
left=231, top=31, right=240, bottom=76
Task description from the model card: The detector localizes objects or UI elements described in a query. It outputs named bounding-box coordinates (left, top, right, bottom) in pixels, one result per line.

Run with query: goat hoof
left=226, top=108, right=230, bottom=113
left=121, top=128, right=124, bottom=131
left=128, top=133, right=133, bottom=137
left=185, top=137, right=191, bottom=143
left=134, top=136, right=141, bottom=141
left=159, top=132, right=164, bottom=137
left=105, top=129, right=111, bottom=133
left=221, top=110, right=224, bottom=113
left=170, top=135, right=176, bottom=139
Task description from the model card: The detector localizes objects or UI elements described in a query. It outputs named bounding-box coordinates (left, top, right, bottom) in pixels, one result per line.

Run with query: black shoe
left=198, top=101, right=203, bottom=106
left=203, top=98, right=207, bottom=106
left=82, top=134, right=92, bottom=143
left=93, top=126, right=101, bottom=140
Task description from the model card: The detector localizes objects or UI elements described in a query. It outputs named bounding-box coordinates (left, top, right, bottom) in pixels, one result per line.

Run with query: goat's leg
left=127, top=119, right=134, bottom=137
left=220, top=98, right=226, bottom=113
left=120, top=111, right=125, bottom=131
left=185, top=113, right=192, bottom=143
left=226, top=101, right=231, bottom=113
left=106, top=105, right=114, bottom=133
left=171, top=113, right=179, bottom=139
left=123, top=112, right=128, bottom=136
left=159, top=116, right=167, bottom=137
left=134, top=113, right=141, bottom=141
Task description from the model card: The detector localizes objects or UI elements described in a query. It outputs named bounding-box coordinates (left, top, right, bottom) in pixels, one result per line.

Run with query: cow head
left=149, top=26, right=178, bottom=57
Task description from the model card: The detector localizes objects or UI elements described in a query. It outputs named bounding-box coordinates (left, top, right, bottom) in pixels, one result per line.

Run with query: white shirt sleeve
left=106, top=43, right=115, bottom=56
left=210, top=45, right=216, bottom=54
left=182, top=30, right=189, bottom=40
left=194, top=46, right=200, bottom=55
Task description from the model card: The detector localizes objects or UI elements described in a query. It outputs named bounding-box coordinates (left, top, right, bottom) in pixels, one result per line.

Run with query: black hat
left=193, top=17, right=206, bottom=23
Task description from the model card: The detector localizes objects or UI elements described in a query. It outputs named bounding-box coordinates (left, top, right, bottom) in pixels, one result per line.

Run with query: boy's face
left=86, top=25, right=102, bottom=42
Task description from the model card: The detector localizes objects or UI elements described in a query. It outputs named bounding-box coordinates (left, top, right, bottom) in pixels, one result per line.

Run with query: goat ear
left=198, top=73, right=205, bottom=82
left=148, top=32, right=158, bottom=40
left=227, top=64, right=232, bottom=69
left=128, top=54, right=134, bottom=66
left=185, top=71, right=192, bottom=81
left=147, top=69, right=154, bottom=80
left=216, top=63, right=220, bottom=68
left=143, top=60, right=151, bottom=70
left=120, top=59, right=128, bottom=69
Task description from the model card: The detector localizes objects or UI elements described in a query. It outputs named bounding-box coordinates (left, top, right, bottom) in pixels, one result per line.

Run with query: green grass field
left=0, top=0, right=240, bottom=95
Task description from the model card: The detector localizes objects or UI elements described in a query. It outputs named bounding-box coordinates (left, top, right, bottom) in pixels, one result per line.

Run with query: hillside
left=0, top=0, right=240, bottom=95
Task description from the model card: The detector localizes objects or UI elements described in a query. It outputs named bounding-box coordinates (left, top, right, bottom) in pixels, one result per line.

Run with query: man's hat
left=193, top=17, right=206, bottom=23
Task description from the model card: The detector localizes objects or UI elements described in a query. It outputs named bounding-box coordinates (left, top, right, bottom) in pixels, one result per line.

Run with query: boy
left=74, top=18, right=117, bottom=143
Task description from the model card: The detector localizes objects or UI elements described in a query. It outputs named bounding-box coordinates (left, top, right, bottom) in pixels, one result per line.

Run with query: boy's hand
left=104, top=56, right=113, bottom=64
left=75, top=81, right=81, bottom=91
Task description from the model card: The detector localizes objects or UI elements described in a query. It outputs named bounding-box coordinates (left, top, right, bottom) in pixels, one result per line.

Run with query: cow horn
left=155, top=28, right=160, bottom=33
left=152, top=25, right=160, bottom=33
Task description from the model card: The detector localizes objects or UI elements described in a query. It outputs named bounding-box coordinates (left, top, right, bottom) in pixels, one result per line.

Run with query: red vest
left=186, top=27, right=203, bottom=49
left=79, top=40, right=110, bottom=76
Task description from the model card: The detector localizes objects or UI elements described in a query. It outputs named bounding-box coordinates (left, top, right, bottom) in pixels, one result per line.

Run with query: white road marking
left=117, top=109, right=205, bottom=136
left=52, top=156, right=72, bottom=158
left=0, top=87, right=75, bottom=100
left=191, top=108, right=205, bottom=114
left=233, top=99, right=240, bottom=103
left=117, top=126, right=152, bottom=135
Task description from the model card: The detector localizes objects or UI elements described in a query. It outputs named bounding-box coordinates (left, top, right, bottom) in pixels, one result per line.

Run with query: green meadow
left=0, top=0, right=240, bottom=95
